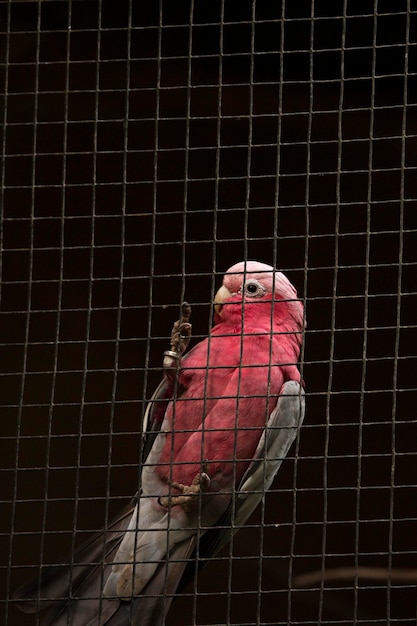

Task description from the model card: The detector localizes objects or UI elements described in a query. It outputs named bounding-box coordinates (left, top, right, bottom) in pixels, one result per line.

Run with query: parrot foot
left=163, top=302, right=192, bottom=373
left=158, top=472, right=211, bottom=513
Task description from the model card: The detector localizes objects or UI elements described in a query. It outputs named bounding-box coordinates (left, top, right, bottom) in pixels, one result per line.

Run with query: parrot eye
left=243, top=280, right=266, bottom=298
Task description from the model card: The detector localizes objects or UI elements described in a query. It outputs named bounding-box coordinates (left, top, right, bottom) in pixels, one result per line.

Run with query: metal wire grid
left=1, top=1, right=417, bottom=624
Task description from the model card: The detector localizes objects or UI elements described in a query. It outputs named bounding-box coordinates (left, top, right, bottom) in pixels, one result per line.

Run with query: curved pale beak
left=214, top=285, right=233, bottom=315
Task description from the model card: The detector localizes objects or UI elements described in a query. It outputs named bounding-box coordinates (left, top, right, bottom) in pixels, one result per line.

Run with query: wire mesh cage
left=1, top=1, right=417, bottom=624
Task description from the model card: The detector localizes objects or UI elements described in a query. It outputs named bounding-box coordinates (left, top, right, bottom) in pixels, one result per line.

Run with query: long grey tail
left=13, top=501, right=196, bottom=626
left=13, top=502, right=134, bottom=625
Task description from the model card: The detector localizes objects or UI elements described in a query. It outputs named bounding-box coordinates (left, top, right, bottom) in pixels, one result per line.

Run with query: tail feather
left=38, top=563, right=121, bottom=626
left=106, top=536, right=197, bottom=626
left=13, top=501, right=135, bottom=623
left=14, top=501, right=196, bottom=626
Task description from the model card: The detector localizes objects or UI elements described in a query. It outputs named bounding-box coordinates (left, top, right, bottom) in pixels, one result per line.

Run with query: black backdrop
left=1, top=2, right=416, bottom=624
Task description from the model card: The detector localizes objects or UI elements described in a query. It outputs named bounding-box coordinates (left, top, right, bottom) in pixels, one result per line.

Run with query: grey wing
left=178, top=379, right=305, bottom=587
left=234, top=379, right=305, bottom=528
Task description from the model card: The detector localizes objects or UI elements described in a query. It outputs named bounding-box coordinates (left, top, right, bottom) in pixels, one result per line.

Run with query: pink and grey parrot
left=14, top=261, right=305, bottom=625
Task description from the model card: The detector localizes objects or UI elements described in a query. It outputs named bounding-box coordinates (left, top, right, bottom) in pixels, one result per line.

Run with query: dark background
left=1, top=1, right=416, bottom=624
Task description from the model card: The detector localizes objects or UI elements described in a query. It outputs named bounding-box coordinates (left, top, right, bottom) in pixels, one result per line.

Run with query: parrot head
left=214, top=261, right=304, bottom=339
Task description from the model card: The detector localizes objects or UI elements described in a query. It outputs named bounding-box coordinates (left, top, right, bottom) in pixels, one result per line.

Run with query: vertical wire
left=217, top=5, right=259, bottom=623
left=35, top=0, right=71, bottom=615
left=285, top=0, right=309, bottom=621
left=180, top=0, right=194, bottom=526
left=162, top=0, right=196, bottom=614
left=158, top=5, right=192, bottom=614
left=134, top=0, right=164, bottom=607
left=138, top=0, right=164, bottom=567
left=180, top=0, right=204, bottom=619
left=1, top=6, right=11, bottom=621
left=3, top=2, right=36, bottom=623
left=273, top=0, right=285, bottom=275
left=353, top=1, right=378, bottom=622
left=336, top=0, right=355, bottom=621
left=313, top=1, right=339, bottom=622
left=225, top=7, right=260, bottom=620
left=141, top=5, right=163, bottom=465
left=188, top=3, right=226, bottom=623
left=387, top=1, right=409, bottom=620
left=212, top=2, right=224, bottom=283
left=0, top=0, right=9, bottom=288
left=182, top=0, right=193, bottom=301
left=187, top=8, right=220, bottom=616
left=305, top=2, right=331, bottom=623
left=68, top=0, right=102, bottom=591
left=99, top=2, right=131, bottom=620
left=246, top=5, right=267, bottom=625
left=143, top=0, right=162, bottom=439
left=193, top=5, right=227, bottom=620
left=215, top=0, right=234, bottom=626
